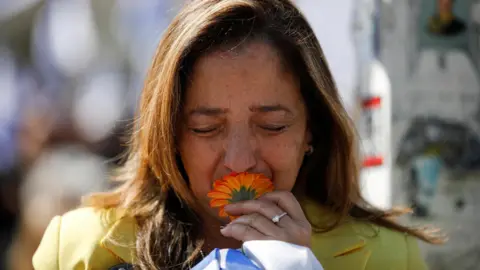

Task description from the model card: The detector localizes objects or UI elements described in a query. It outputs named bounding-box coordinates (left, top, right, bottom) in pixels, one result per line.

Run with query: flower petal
left=218, top=207, right=228, bottom=217
left=252, top=182, right=274, bottom=197
left=210, top=199, right=230, bottom=208
left=207, top=191, right=232, bottom=200
left=251, top=178, right=273, bottom=191
left=213, top=183, right=233, bottom=194
left=224, top=175, right=241, bottom=191
left=240, top=173, right=255, bottom=189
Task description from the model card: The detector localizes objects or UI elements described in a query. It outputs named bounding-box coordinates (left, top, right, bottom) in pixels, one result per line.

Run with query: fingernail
left=220, top=226, right=227, bottom=234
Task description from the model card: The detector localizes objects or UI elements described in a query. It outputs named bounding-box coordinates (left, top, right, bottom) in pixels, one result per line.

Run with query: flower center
left=229, top=186, right=257, bottom=203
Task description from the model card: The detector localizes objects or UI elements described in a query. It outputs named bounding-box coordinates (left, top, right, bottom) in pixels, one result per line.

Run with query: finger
left=228, top=213, right=283, bottom=237
left=224, top=199, right=293, bottom=226
left=220, top=222, right=271, bottom=242
left=257, top=191, right=306, bottom=221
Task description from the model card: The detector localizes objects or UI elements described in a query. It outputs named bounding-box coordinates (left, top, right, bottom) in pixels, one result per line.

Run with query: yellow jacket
left=33, top=203, right=428, bottom=270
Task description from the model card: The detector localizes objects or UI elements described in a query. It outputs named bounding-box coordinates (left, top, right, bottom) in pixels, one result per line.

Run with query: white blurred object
left=359, top=59, right=392, bottom=210
left=351, top=0, right=392, bottom=210
left=352, top=0, right=375, bottom=98
left=243, top=241, right=324, bottom=270
left=72, top=71, right=125, bottom=143
left=47, top=0, right=100, bottom=77
left=20, top=145, right=109, bottom=230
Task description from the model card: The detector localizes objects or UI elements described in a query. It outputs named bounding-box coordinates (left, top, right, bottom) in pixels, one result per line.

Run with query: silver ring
left=271, top=212, right=288, bottom=223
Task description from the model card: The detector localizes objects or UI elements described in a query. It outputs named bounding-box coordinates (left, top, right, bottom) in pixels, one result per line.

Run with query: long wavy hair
left=86, top=0, right=444, bottom=269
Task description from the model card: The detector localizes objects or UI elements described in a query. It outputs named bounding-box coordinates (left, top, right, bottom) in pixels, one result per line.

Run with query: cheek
left=261, top=140, right=303, bottom=166
left=259, top=132, right=306, bottom=190
left=179, top=134, right=221, bottom=196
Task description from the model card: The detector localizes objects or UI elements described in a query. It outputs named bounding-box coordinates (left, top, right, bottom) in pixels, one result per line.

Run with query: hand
left=220, top=191, right=312, bottom=248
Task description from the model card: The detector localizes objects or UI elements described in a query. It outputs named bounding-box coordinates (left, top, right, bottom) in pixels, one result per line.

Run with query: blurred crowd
left=0, top=1, right=185, bottom=269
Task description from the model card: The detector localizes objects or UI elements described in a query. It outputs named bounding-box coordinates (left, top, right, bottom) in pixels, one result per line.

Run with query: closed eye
left=190, top=126, right=219, bottom=135
left=261, top=125, right=288, bottom=133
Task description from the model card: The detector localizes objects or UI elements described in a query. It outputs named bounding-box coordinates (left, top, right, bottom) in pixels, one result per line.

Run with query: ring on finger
left=271, top=212, right=288, bottom=224
left=229, top=213, right=282, bottom=237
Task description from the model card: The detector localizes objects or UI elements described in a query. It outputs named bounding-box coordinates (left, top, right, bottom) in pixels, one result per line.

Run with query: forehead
left=210, top=41, right=285, bottom=66
left=185, top=42, right=301, bottom=108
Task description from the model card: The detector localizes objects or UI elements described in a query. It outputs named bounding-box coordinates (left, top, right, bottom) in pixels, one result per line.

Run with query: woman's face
left=178, top=42, right=310, bottom=221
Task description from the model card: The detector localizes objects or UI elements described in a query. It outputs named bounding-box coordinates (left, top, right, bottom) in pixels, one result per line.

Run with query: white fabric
left=193, top=240, right=323, bottom=270
left=201, top=257, right=220, bottom=270
left=218, top=249, right=230, bottom=269
left=242, top=241, right=324, bottom=270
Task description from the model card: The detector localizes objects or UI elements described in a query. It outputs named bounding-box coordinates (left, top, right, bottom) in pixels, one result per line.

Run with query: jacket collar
left=99, top=208, right=137, bottom=263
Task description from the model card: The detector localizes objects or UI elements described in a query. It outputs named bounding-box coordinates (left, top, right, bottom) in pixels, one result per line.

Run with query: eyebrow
left=249, top=104, right=293, bottom=115
left=188, top=107, right=227, bottom=116
left=188, top=104, right=293, bottom=116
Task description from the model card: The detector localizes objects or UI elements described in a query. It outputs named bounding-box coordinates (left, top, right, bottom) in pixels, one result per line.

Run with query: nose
left=223, top=129, right=257, bottom=173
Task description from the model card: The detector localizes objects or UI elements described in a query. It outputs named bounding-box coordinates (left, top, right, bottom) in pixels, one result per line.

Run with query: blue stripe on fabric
left=221, top=249, right=261, bottom=270
left=192, top=248, right=262, bottom=270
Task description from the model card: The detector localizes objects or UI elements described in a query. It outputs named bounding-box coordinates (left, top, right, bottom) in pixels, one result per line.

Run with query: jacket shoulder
left=304, top=200, right=428, bottom=269
left=370, top=226, right=428, bottom=270
left=310, top=219, right=428, bottom=270
left=364, top=224, right=428, bottom=270
left=33, top=207, right=130, bottom=270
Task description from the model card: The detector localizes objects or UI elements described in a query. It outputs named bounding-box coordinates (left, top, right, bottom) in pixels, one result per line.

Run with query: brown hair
left=86, top=0, right=444, bottom=269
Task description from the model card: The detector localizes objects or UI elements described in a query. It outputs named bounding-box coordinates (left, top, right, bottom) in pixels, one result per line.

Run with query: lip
left=213, top=172, right=274, bottom=184
left=227, top=172, right=272, bottom=178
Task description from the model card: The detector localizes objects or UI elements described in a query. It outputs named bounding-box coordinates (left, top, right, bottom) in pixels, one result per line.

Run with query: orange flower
left=207, top=172, right=274, bottom=220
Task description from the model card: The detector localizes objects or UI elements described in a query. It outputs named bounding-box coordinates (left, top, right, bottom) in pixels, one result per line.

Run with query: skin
left=178, top=41, right=312, bottom=250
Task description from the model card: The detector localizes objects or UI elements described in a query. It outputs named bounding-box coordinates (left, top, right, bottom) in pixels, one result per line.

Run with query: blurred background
left=0, top=0, right=479, bottom=269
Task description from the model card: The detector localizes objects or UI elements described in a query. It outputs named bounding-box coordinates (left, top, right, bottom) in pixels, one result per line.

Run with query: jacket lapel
left=321, top=248, right=372, bottom=270
left=312, top=232, right=372, bottom=270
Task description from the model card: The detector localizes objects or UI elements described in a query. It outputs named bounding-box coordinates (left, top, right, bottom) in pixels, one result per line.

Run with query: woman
left=33, top=0, right=443, bottom=269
